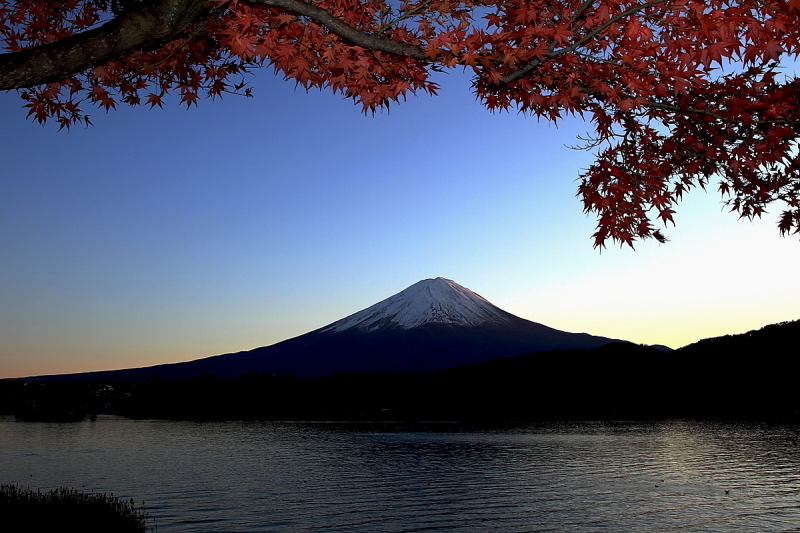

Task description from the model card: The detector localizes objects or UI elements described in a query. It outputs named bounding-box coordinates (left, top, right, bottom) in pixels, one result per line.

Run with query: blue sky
left=2, top=67, right=799, bottom=378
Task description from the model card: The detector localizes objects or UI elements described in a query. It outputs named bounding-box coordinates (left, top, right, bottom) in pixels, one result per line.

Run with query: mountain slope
left=676, top=319, right=799, bottom=357
left=23, top=277, right=622, bottom=381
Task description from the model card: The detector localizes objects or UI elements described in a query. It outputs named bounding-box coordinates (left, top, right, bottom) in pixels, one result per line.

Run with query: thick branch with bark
left=0, top=0, right=207, bottom=90
left=252, top=0, right=427, bottom=60
left=0, top=0, right=429, bottom=91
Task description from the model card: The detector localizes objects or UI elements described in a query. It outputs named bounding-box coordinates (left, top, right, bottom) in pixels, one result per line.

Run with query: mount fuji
left=33, top=277, right=624, bottom=381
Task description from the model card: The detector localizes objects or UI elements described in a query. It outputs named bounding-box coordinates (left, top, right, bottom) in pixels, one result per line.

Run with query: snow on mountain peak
left=322, top=277, right=511, bottom=333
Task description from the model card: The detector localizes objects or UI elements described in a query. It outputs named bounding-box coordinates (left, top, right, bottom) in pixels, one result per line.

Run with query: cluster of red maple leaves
left=2, top=0, right=799, bottom=246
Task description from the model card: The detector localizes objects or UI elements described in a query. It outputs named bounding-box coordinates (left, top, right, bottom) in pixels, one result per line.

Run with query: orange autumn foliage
left=2, top=0, right=799, bottom=247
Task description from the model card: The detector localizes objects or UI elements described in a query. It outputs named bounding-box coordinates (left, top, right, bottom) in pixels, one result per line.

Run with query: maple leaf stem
left=369, top=49, right=389, bottom=76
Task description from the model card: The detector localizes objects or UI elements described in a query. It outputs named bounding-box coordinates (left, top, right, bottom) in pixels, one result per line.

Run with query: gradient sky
left=2, top=67, right=799, bottom=379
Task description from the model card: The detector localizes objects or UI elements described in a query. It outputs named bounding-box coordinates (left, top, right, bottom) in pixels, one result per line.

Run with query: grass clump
left=0, top=484, right=153, bottom=532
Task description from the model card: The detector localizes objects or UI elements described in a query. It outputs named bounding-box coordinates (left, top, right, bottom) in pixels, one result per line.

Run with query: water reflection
left=1, top=417, right=799, bottom=532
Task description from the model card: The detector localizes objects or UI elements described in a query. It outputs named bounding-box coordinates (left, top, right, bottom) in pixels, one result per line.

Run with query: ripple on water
left=1, top=417, right=800, bottom=532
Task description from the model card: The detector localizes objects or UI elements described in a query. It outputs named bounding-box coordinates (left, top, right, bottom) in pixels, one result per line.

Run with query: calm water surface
left=2, top=416, right=799, bottom=532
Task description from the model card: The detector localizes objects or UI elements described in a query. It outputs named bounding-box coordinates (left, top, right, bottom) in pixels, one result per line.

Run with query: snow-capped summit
left=322, top=277, right=510, bottom=333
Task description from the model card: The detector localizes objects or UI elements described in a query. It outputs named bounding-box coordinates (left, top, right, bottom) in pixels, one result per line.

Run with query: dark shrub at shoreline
left=0, top=484, right=152, bottom=532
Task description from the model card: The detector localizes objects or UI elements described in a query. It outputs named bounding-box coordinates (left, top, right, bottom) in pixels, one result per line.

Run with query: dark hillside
left=677, top=319, right=799, bottom=357
left=4, top=321, right=796, bottom=421
left=6, top=339, right=795, bottom=421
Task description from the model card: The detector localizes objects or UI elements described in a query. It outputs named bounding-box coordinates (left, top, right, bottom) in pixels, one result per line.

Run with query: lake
left=2, top=416, right=799, bottom=532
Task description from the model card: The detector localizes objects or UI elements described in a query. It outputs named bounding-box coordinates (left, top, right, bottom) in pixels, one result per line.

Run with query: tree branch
left=378, top=0, right=433, bottom=36
left=501, top=0, right=666, bottom=85
left=250, top=0, right=427, bottom=60
left=0, top=0, right=208, bottom=91
left=572, top=0, right=598, bottom=21
left=647, top=101, right=800, bottom=125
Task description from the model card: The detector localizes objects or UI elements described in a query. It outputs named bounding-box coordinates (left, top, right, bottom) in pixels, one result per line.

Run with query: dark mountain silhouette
left=440, top=319, right=800, bottom=419
left=5, top=318, right=797, bottom=420
left=23, top=277, right=622, bottom=381
left=676, top=318, right=799, bottom=357
left=649, top=344, right=673, bottom=353
left=401, top=328, right=799, bottom=420
left=665, top=319, right=799, bottom=412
